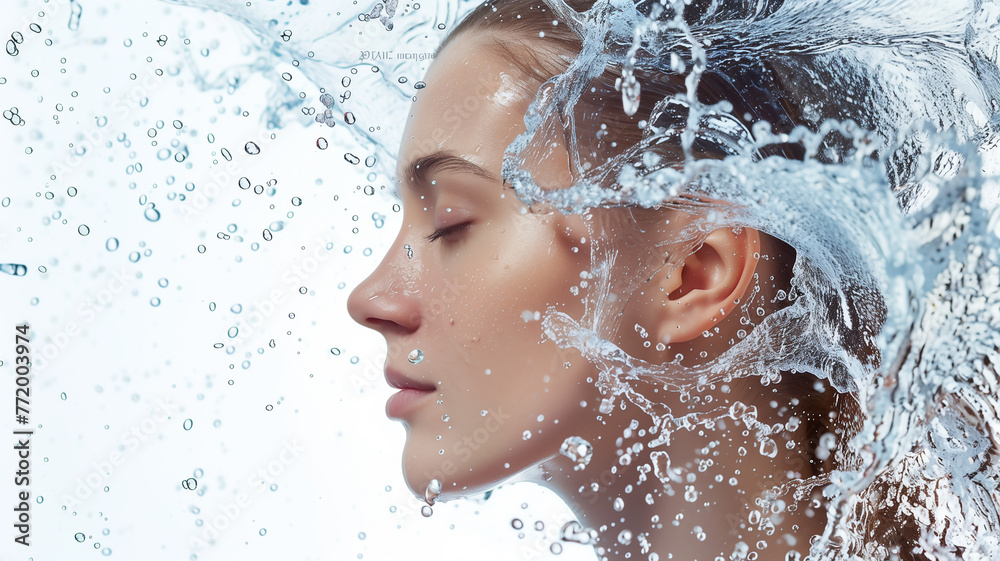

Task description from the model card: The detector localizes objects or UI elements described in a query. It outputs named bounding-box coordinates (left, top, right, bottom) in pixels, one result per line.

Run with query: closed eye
left=425, top=222, right=471, bottom=243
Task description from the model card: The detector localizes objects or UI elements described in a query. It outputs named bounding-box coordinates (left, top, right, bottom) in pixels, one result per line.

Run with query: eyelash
left=425, top=222, right=471, bottom=243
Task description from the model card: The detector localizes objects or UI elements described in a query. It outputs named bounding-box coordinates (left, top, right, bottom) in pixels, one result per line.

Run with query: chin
left=400, top=450, right=518, bottom=503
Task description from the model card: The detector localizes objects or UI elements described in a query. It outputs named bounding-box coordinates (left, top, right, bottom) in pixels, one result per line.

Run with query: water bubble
left=407, top=349, right=424, bottom=364
left=344, top=112, right=356, bottom=125
left=183, top=419, right=193, bottom=430
left=67, top=186, right=78, bottom=197
left=262, top=229, right=273, bottom=241
left=365, top=155, right=376, bottom=167
left=259, top=528, right=266, bottom=536
left=344, top=153, right=360, bottom=165
left=420, top=505, right=433, bottom=517
left=559, top=436, right=593, bottom=471
left=75, top=532, right=85, bottom=542
left=511, top=518, right=523, bottom=530
left=150, top=297, right=161, bottom=307
left=617, top=529, right=633, bottom=546
left=245, top=142, right=260, bottom=155
left=319, top=93, right=334, bottom=107
left=0, top=263, right=27, bottom=276
left=77, top=224, right=90, bottom=236
left=181, top=477, right=197, bottom=490
left=221, top=148, right=232, bottom=161
left=424, top=478, right=441, bottom=506
left=613, top=497, right=625, bottom=511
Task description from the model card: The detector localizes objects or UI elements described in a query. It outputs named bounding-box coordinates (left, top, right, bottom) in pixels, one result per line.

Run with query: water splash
left=491, top=0, right=1000, bottom=558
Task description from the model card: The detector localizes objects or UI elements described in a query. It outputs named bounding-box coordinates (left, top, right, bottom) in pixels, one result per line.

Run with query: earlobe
left=652, top=227, right=760, bottom=345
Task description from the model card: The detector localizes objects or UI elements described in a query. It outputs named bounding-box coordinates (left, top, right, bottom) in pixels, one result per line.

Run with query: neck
left=529, top=399, right=828, bottom=560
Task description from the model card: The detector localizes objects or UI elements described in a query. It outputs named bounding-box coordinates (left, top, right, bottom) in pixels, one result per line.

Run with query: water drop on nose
left=424, top=478, right=441, bottom=506
left=403, top=244, right=413, bottom=259
left=408, top=349, right=423, bottom=364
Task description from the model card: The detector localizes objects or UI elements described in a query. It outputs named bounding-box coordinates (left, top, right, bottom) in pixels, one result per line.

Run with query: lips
left=384, top=367, right=436, bottom=419
left=385, top=367, right=436, bottom=392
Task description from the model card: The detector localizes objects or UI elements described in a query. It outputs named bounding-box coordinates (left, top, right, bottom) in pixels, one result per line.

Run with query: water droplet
left=420, top=505, right=433, bottom=517
left=407, top=349, right=424, bottom=364
left=181, top=477, right=197, bottom=490
left=259, top=528, right=267, bottom=536
left=316, top=137, right=328, bottom=150
left=78, top=224, right=90, bottom=236
left=60, top=392, right=68, bottom=401
left=344, top=112, right=356, bottom=125
left=75, top=532, right=86, bottom=542
left=344, top=153, right=360, bottom=165
left=245, top=142, right=260, bottom=155
left=262, top=229, right=273, bottom=241
left=105, top=237, right=119, bottom=251
left=613, top=497, right=624, bottom=511
left=424, top=478, right=441, bottom=506
left=559, top=436, right=593, bottom=471
left=0, top=263, right=27, bottom=276
left=617, top=529, right=632, bottom=545
left=183, top=419, right=193, bottom=430
left=414, top=81, right=426, bottom=89
left=511, top=518, right=523, bottom=529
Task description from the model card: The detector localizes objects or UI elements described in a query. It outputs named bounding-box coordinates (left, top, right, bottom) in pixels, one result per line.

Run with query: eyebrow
left=398, top=151, right=501, bottom=192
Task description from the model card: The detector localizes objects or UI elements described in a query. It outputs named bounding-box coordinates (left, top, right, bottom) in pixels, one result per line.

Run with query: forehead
left=395, top=33, right=536, bottom=188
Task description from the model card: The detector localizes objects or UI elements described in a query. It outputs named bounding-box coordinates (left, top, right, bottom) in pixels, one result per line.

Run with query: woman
left=348, top=0, right=1000, bottom=559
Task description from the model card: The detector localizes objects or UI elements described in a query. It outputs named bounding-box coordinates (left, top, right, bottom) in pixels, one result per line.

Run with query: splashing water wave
left=496, top=0, right=1000, bottom=559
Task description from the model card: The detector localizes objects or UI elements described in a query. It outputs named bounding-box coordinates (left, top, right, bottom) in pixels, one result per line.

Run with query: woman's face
left=347, top=33, right=608, bottom=499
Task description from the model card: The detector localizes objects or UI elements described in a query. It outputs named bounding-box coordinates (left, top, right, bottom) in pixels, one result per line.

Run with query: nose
left=347, top=241, right=422, bottom=336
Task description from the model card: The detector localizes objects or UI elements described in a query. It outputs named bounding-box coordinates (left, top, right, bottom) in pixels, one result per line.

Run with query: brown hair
left=433, top=0, right=913, bottom=558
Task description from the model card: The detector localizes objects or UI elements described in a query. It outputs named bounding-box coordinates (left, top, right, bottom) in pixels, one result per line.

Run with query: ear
left=651, top=226, right=760, bottom=345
